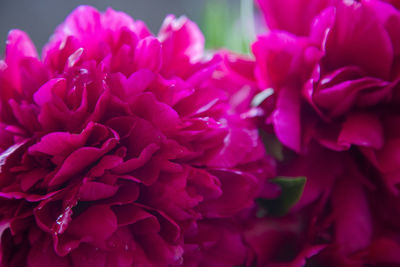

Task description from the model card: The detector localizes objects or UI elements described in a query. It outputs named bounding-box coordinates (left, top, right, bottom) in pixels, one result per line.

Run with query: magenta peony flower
left=253, top=0, right=400, bottom=192
left=248, top=0, right=400, bottom=266
left=0, top=6, right=275, bottom=266
left=253, top=0, right=400, bottom=154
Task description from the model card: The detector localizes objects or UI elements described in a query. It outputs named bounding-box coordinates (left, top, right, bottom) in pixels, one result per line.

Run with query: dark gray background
left=0, top=0, right=209, bottom=54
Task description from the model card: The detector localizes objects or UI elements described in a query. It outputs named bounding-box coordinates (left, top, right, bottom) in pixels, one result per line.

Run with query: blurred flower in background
left=249, top=0, right=400, bottom=266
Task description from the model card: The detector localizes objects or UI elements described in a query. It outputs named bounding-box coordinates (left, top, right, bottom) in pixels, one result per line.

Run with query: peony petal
left=5, top=29, right=38, bottom=61
left=133, top=37, right=162, bottom=72
left=375, top=139, right=400, bottom=173
left=187, top=168, right=222, bottom=199
left=88, top=155, right=123, bottom=177
left=101, top=182, right=140, bottom=205
left=78, top=181, right=119, bottom=201
left=131, top=92, right=181, bottom=134
left=159, top=15, right=204, bottom=78
left=313, top=76, right=391, bottom=117
left=256, top=0, right=333, bottom=36
left=272, top=86, right=302, bottom=152
left=0, top=141, right=27, bottom=174
left=27, top=237, right=70, bottom=267
left=338, top=112, right=384, bottom=149
left=49, top=138, right=117, bottom=187
left=111, top=143, right=159, bottom=174
left=33, top=78, right=67, bottom=106
left=198, top=169, right=258, bottom=217
left=366, top=238, right=400, bottom=264
left=70, top=243, right=107, bottom=267
left=324, top=0, right=394, bottom=80
left=67, top=204, right=117, bottom=242
left=112, top=204, right=155, bottom=227
left=124, top=69, right=156, bottom=98
left=101, top=7, right=136, bottom=33
left=29, top=126, right=90, bottom=156
left=289, top=245, right=327, bottom=267
left=332, top=177, right=372, bottom=254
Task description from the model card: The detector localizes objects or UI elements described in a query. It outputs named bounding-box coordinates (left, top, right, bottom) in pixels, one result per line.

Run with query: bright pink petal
left=256, top=0, right=333, bottom=35
left=324, top=1, right=394, bottom=79
left=272, top=86, right=302, bottom=152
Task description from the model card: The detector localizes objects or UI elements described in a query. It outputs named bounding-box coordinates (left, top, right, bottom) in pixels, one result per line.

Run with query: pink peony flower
left=0, top=6, right=275, bottom=266
left=253, top=0, right=400, bottom=200
left=248, top=0, right=400, bottom=265
left=253, top=0, right=400, bottom=154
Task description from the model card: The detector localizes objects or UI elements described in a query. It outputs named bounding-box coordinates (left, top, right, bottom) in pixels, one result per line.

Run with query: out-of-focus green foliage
left=257, top=177, right=307, bottom=217
left=202, top=0, right=255, bottom=54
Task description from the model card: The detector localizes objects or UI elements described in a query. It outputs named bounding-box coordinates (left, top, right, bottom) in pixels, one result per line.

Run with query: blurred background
left=0, top=0, right=261, bottom=55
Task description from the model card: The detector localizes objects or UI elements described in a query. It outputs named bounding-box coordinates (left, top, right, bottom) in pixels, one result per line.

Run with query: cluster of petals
left=248, top=0, right=400, bottom=266
left=0, top=6, right=275, bottom=266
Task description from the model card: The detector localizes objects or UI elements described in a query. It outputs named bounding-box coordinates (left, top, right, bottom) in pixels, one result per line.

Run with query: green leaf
left=259, top=129, right=284, bottom=161
left=257, top=176, right=306, bottom=217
